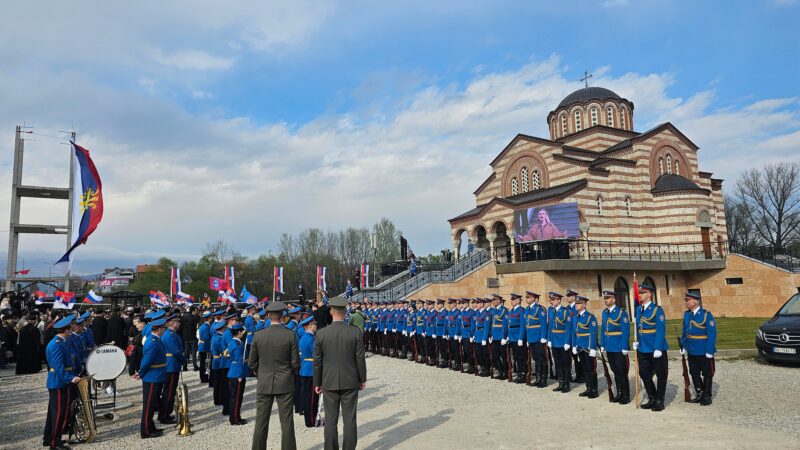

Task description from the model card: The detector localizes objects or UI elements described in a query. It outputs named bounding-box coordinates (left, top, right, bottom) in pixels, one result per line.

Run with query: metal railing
left=737, top=246, right=800, bottom=272
left=492, top=239, right=729, bottom=264
left=353, top=249, right=489, bottom=302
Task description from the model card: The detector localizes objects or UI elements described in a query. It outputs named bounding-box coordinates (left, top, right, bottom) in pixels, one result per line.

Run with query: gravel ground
left=1, top=355, right=798, bottom=449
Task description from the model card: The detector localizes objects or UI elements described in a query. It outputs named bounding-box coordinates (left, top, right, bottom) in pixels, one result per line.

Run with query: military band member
left=458, top=299, right=475, bottom=374
left=474, top=298, right=490, bottom=376
left=377, top=301, right=389, bottom=356
left=414, top=300, right=427, bottom=363
left=227, top=323, right=248, bottom=425
left=43, top=315, right=81, bottom=450
left=298, top=316, right=319, bottom=427
left=286, top=306, right=302, bottom=330
left=680, top=292, right=717, bottom=406
left=634, top=283, right=669, bottom=411
left=403, top=301, right=415, bottom=360
left=424, top=300, right=436, bottom=365
left=572, top=295, right=599, bottom=398
left=599, top=290, right=631, bottom=404
left=523, top=291, right=548, bottom=387
left=134, top=317, right=168, bottom=439
left=433, top=299, right=447, bottom=368
left=363, top=301, right=373, bottom=353
left=244, top=305, right=256, bottom=359
left=210, top=320, right=230, bottom=414
left=158, top=314, right=185, bottom=424
left=488, top=294, right=509, bottom=380
left=446, top=299, right=461, bottom=370
left=197, top=311, right=213, bottom=384
left=507, top=294, right=525, bottom=383
left=547, top=292, right=573, bottom=393
left=389, top=301, right=400, bottom=357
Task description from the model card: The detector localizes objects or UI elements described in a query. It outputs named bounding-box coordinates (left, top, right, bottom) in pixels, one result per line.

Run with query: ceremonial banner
left=274, top=267, right=284, bottom=294
left=360, top=263, right=369, bottom=289
left=34, top=291, right=46, bottom=305
left=55, top=142, right=103, bottom=273
left=177, top=291, right=194, bottom=305
left=54, top=291, right=76, bottom=309
left=225, top=266, right=236, bottom=292
left=83, top=289, right=103, bottom=304
left=209, top=276, right=229, bottom=291
left=240, top=285, right=257, bottom=304
left=514, top=202, right=580, bottom=244
left=316, top=266, right=327, bottom=291
left=170, top=267, right=181, bottom=297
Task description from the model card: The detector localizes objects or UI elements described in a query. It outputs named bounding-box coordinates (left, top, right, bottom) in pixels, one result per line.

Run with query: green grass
left=663, top=317, right=765, bottom=350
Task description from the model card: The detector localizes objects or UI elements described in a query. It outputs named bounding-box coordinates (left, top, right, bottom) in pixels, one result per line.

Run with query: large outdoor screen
left=514, top=202, right=580, bottom=243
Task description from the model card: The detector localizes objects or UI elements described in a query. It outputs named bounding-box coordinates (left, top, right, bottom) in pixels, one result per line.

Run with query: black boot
left=689, top=386, right=704, bottom=403
left=700, top=378, right=713, bottom=406
left=579, top=379, right=591, bottom=396
left=537, top=368, right=548, bottom=388
left=652, top=399, right=665, bottom=412
left=560, top=372, right=571, bottom=393
left=553, top=369, right=564, bottom=392
left=587, top=374, right=599, bottom=399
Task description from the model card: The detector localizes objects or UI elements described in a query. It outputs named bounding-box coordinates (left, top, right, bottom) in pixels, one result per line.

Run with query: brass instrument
left=174, top=374, right=193, bottom=436
left=70, top=376, right=97, bottom=443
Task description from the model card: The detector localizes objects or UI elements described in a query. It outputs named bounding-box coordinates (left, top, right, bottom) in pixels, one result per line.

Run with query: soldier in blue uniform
left=366, top=301, right=377, bottom=354
left=197, top=311, right=213, bottom=384
left=43, top=315, right=81, bottom=450
left=547, top=292, right=573, bottom=393
left=599, top=290, right=631, bottom=404
left=286, top=306, right=301, bottom=330
left=297, top=316, right=319, bottom=427
left=158, top=314, right=185, bottom=424
left=414, top=300, right=427, bottom=363
left=134, top=317, right=168, bottom=439
left=489, top=294, right=509, bottom=380
left=572, top=295, right=599, bottom=398
left=634, top=283, right=669, bottom=411
left=446, top=299, right=461, bottom=370
left=507, top=293, right=526, bottom=383
left=523, top=291, right=549, bottom=388
left=458, top=299, right=475, bottom=373
left=402, top=300, right=414, bottom=360
left=565, top=289, right=584, bottom=384
left=424, top=300, right=437, bottom=365
left=387, top=301, right=398, bottom=357
left=432, top=299, right=447, bottom=368
left=227, top=323, right=248, bottom=425
left=473, top=298, right=490, bottom=376
left=244, top=305, right=257, bottom=359
left=210, top=320, right=230, bottom=414
left=680, top=292, right=717, bottom=406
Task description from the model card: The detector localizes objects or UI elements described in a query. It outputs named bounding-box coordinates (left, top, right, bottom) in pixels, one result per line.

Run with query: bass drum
left=86, top=345, right=127, bottom=381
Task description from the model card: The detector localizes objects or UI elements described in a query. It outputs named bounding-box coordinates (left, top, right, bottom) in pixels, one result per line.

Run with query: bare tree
left=372, top=217, right=401, bottom=263
left=736, top=162, right=800, bottom=250
left=724, top=195, right=760, bottom=253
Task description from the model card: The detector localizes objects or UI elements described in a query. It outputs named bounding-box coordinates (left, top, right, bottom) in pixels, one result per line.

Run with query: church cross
left=581, top=70, right=592, bottom=88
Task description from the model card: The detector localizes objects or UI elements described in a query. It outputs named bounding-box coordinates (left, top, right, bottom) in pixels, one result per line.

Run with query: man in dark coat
left=181, top=307, right=199, bottom=371
left=313, top=296, right=332, bottom=330
left=16, top=314, right=42, bottom=374
left=106, top=307, right=129, bottom=348
left=91, top=307, right=109, bottom=345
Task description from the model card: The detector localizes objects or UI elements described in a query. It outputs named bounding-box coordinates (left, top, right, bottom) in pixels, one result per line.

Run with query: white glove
left=680, top=348, right=686, bottom=355
left=564, top=344, right=570, bottom=351
left=501, top=338, right=508, bottom=346
left=653, top=350, right=663, bottom=358
left=571, top=347, right=577, bottom=355
left=632, top=341, right=639, bottom=351
left=445, top=336, right=450, bottom=341
left=422, top=332, right=426, bottom=337
left=547, top=341, right=552, bottom=348
left=600, top=347, right=605, bottom=353
left=432, top=334, right=437, bottom=339
left=621, top=350, right=629, bottom=356
left=489, top=337, right=493, bottom=344
left=589, top=349, right=596, bottom=358
left=384, top=330, right=387, bottom=335
left=411, top=331, right=415, bottom=336
left=540, top=338, right=547, bottom=344
left=392, top=329, right=396, bottom=332
left=481, top=340, right=487, bottom=346
left=517, top=340, right=523, bottom=347
left=705, top=353, right=713, bottom=359
left=457, top=336, right=462, bottom=342
left=469, top=337, right=474, bottom=343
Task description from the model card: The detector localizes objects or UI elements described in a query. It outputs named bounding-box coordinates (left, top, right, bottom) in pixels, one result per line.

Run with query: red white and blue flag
left=217, top=289, right=235, bottom=304
left=316, top=266, right=327, bottom=291
left=170, top=267, right=181, bottom=297
left=240, top=285, right=257, bottom=304
left=224, top=266, right=235, bottom=292
left=360, top=263, right=369, bottom=289
left=34, top=291, right=46, bottom=305
left=274, top=267, right=284, bottom=294
left=83, top=289, right=103, bottom=304
left=54, top=142, right=103, bottom=274
left=54, top=290, right=76, bottom=309
left=176, top=291, right=194, bottom=305
left=209, top=276, right=228, bottom=291
left=150, top=290, right=170, bottom=307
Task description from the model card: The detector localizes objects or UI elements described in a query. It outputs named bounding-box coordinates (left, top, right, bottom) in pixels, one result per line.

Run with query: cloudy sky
left=0, top=0, right=798, bottom=276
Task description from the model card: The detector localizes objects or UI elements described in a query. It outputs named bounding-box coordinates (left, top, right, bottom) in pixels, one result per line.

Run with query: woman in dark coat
left=15, top=315, right=42, bottom=374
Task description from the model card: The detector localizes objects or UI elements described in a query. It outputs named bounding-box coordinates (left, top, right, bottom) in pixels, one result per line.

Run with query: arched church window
left=666, top=155, right=673, bottom=174
left=511, top=177, right=519, bottom=196
left=606, top=107, right=614, bottom=127
left=619, top=107, right=626, bottom=128
left=659, top=158, right=664, bottom=175
left=596, top=196, right=603, bottom=215
left=521, top=167, right=529, bottom=193
left=561, top=113, right=567, bottom=135
left=591, top=107, right=598, bottom=126
left=574, top=110, right=582, bottom=131
left=675, top=160, right=680, bottom=175
left=625, top=197, right=632, bottom=216
left=532, top=170, right=541, bottom=190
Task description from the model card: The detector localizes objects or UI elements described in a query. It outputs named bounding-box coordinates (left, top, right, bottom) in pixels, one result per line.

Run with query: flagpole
left=272, top=267, right=276, bottom=303
left=64, top=132, right=76, bottom=291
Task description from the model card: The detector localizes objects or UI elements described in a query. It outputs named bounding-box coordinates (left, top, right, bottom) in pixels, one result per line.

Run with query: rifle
left=526, top=346, right=532, bottom=385
left=597, top=349, right=615, bottom=402
left=676, top=326, right=691, bottom=402
left=506, top=344, right=513, bottom=382
left=488, top=341, right=494, bottom=379
left=547, top=345, right=556, bottom=379
left=460, top=339, right=466, bottom=373
left=472, top=340, right=479, bottom=377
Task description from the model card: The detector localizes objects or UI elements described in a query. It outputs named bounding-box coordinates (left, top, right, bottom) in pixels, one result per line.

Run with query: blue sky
left=0, top=0, right=798, bottom=275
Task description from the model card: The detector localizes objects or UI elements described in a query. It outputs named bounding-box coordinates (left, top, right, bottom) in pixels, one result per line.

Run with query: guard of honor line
left=358, top=283, right=717, bottom=411
left=41, top=284, right=716, bottom=449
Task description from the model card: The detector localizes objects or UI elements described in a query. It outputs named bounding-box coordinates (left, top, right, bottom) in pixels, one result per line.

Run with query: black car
left=756, top=293, right=800, bottom=364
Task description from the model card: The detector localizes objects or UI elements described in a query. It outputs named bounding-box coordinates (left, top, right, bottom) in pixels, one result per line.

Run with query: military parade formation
left=357, top=283, right=718, bottom=411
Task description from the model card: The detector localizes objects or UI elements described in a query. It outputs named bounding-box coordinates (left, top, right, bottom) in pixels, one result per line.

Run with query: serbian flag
left=240, top=285, right=257, bottom=304
left=632, top=274, right=641, bottom=308
left=54, top=142, right=103, bottom=274
left=316, top=266, right=327, bottom=291
left=34, top=291, right=46, bottom=305
left=54, top=291, right=76, bottom=309
left=176, top=291, right=194, bottom=305
left=274, top=267, right=284, bottom=294
left=150, top=290, right=168, bottom=307
left=209, top=276, right=229, bottom=291
left=217, top=290, right=233, bottom=304
left=14, top=269, right=30, bottom=275
left=224, top=266, right=236, bottom=292
left=360, top=263, right=369, bottom=289
left=170, top=267, right=181, bottom=297
left=83, top=289, right=103, bottom=304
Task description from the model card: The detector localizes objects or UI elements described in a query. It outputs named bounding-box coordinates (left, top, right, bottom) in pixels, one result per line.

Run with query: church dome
left=651, top=174, right=708, bottom=195
left=557, top=87, right=622, bottom=108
